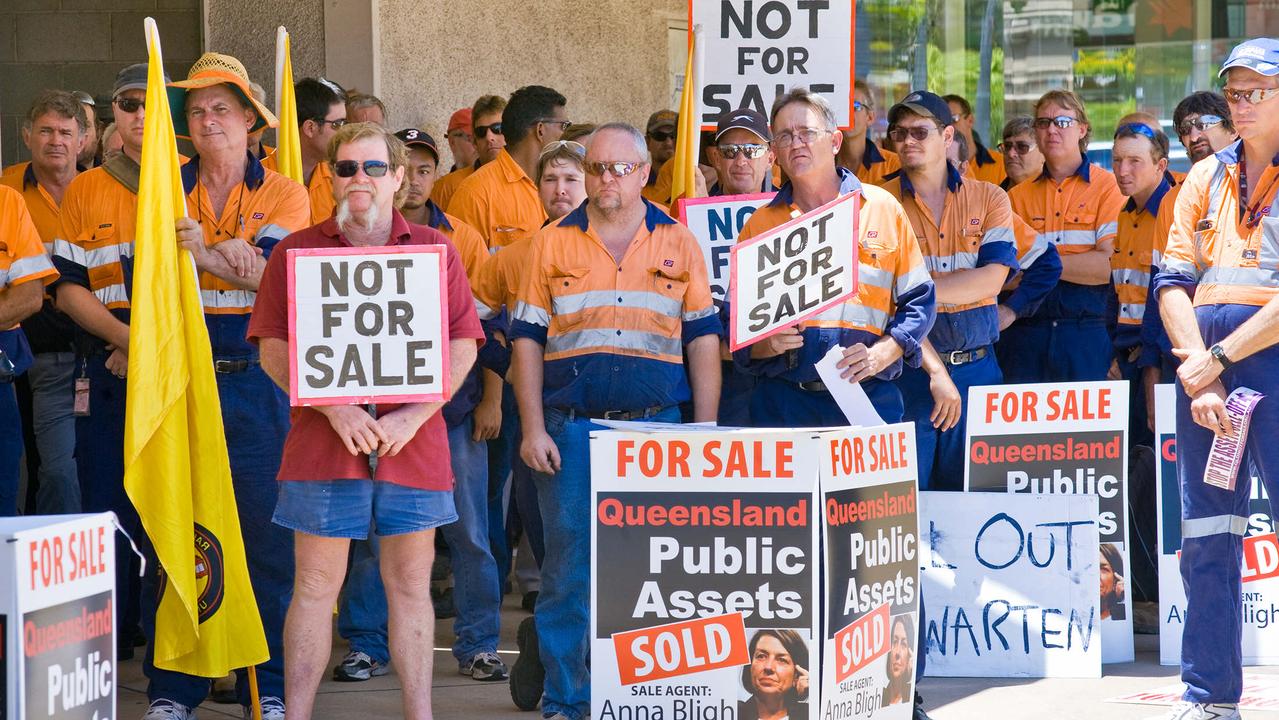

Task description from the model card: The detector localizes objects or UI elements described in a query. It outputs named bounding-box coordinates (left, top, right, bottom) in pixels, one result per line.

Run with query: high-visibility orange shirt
left=1008, top=160, right=1124, bottom=319
left=474, top=236, right=534, bottom=321
left=449, top=150, right=546, bottom=250
left=969, top=141, right=1007, bottom=186
left=851, top=140, right=901, bottom=186
left=0, top=184, right=58, bottom=373
left=0, top=163, right=62, bottom=249
left=1113, top=177, right=1178, bottom=343
left=52, top=165, right=140, bottom=321
left=306, top=160, right=336, bottom=226
left=1, top=162, right=29, bottom=181
left=414, top=199, right=488, bottom=282
left=432, top=164, right=476, bottom=212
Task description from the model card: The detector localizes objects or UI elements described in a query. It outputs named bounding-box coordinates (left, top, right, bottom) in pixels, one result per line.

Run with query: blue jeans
left=898, top=351, right=1002, bottom=491
left=535, top=405, right=681, bottom=720
left=0, top=381, right=21, bottom=516
left=996, top=318, right=1112, bottom=384
left=29, top=352, right=79, bottom=514
left=145, top=366, right=294, bottom=707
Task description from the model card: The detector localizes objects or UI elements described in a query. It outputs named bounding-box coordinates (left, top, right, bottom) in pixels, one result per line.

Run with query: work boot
left=510, top=616, right=545, bottom=710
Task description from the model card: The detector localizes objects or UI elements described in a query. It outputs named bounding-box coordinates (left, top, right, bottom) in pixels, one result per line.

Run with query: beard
left=336, top=185, right=381, bottom=232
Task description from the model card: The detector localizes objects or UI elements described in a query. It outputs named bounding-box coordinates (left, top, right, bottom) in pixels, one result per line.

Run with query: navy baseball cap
left=887, top=90, right=956, bottom=127
left=1219, top=38, right=1279, bottom=77
left=714, top=107, right=772, bottom=142
left=395, top=128, right=440, bottom=163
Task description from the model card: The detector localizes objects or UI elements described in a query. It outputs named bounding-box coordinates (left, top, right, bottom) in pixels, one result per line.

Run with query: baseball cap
left=1219, top=38, right=1279, bottom=78
left=113, top=63, right=167, bottom=98
left=714, top=107, right=771, bottom=142
left=647, top=110, right=678, bottom=134
left=167, top=53, right=277, bottom=136
left=395, top=128, right=440, bottom=163
left=887, top=90, right=956, bottom=127
left=447, top=108, right=472, bottom=135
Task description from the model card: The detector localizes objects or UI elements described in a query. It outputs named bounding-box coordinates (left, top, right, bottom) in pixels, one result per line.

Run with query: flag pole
left=248, top=665, right=262, bottom=720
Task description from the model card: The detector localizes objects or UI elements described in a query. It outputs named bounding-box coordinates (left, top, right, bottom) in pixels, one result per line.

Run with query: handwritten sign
left=678, top=192, right=774, bottom=302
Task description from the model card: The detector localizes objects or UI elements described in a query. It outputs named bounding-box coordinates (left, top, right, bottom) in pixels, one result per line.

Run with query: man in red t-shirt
left=248, top=122, right=483, bottom=719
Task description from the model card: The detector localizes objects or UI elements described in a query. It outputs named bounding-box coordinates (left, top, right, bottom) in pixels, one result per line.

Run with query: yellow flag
left=274, top=27, right=304, bottom=184
left=670, top=27, right=700, bottom=203
left=124, top=17, right=268, bottom=676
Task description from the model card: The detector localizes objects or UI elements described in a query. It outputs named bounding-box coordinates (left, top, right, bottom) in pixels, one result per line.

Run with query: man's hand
left=1174, top=347, right=1224, bottom=396
left=521, top=429, right=561, bottom=474
left=212, top=238, right=263, bottom=278
left=837, top=341, right=896, bottom=382
left=1107, top=358, right=1122, bottom=381
left=928, top=369, right=962, bottom=432
left=749, top=325, right=803, bottom=359
left=1143, top=366, right=1160, bottom=433
left=996, top=304, right=1016, bottom=331
left=104, top=346, right=127, bottom=379
left=472, top=393, right=502, bottom=441
left=376, top=406, right=428, bottom=457
left=174, top=217, right=210, bottom=265
left=318, top=405, right=388, bottom=455
left=1189, top=380, right=1234, bottom=436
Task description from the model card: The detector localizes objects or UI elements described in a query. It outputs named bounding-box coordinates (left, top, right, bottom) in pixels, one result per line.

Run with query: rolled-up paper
left=1204, top=387, right=1265, bottom=491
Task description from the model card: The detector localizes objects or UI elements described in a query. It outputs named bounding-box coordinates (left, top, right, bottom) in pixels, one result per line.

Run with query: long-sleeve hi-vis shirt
left=1112, top=176, right=1178, bottom=366
left=0, top=184, right=58, bottom=374
left=449, top=149, right=546, bottom=250
left=1008, top=161, right=1125, bottom=320
left=881, top=165, right=1019, bottom=354
left=998, top=213, right=1063, bottom=318
left=730, top=167, right=936, bottom=384
left=509, top=200, right=720, bottom=414
left=1154, top=140, right=1279, bottom=311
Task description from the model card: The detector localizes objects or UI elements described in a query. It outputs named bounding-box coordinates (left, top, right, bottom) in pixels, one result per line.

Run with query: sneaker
left=461, top=651, right=510, bottom=681
left=142, top=700, right=197, bottom=720
left=332, top=650, right=390, bottom=682
left=1148, top=701, right=1241, bottom=720
left=243, top=697, right=285, bottom=720
left=510, top=616, right=545, bottom=711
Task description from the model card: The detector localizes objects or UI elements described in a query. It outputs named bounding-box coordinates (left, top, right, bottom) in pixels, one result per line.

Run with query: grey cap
left=113, top=63, right=169, bottom=98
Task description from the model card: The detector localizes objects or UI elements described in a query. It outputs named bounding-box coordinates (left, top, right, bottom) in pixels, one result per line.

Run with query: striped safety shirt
left=1112, top=175, right=1178, bottom=363
left=449, top=149, right=547, bottom=250
left=1, top=184, right=58, bottom=373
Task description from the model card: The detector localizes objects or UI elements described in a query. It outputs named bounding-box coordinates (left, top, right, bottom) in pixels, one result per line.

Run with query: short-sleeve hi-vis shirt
left=448, top=149, right=547, bottom=250
left=508, top=200, right=720, bottom=414
left=181, top=152, right=310, bottom=357
left=1008, top=161, right=1124, bottom=319
left=1, top=184, right=58, bottom=373
left=52, top=165, right=139, bottom=323
left=854, top=140, right=902, bottom=187
left=1112, top=176, right=1178, bottom=354
left=969, top=141, right=1007, bottom=187
left=0, top=164, right=61, bottom=248
left=1155, top=140, right=1279, bottom=309
left=881, top=165, right=1019, bottom=354
left=731, top=167, right=936, bottom=384
left=474, top=235, right=534, bottom=322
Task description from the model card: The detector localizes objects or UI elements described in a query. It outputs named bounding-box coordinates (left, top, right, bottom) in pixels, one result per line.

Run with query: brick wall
left=0, top=0, right=203, bottom=166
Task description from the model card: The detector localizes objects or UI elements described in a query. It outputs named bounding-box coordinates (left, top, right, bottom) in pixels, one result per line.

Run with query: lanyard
left=1238, top=157, right=1279, bottom=229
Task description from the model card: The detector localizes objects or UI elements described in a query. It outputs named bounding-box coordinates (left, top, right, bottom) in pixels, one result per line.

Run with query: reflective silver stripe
left=1044, top=229, right=1099, bottom=247
left=95, top=283, right=129, bottom=306
left=513, top=300, right=549, bottom=327
left=201, top=288, right=255, bottom=311
left=1182, top=514, right=1249, bottom=539
left=924, top=251, right=978, bottom=274
left=895, top=265, right=932, bottom=298
left=1151, top=248, right=1163, bottom=267
left=981, top=226, right=1015, bottom=247
left=52, top=238, right=88, bottom=265
left=7, top=254, right=55, bottom=282
left=551, top=290, right=682, bottom=318
left=858, top=264, right=893, bottom=290
left=1112, top=268, right=1151, bottom=288
left=1161, top=257, right=1198, bottom=276
left=810, top=301, right=889, bottom=329
left=1201, top=266, right=1279, bottom=287
left=1260, top=216, right=1279, bottom=266
left=1117, top=302, right=1145, bottom=321
left=1097, top=221, right=1118, bottom=238
left=253, top=223, right=292, bottom=243
left=546, top=328, right=681, bottom=357
left=683, top=306, right=717, bottom=322
left=475, top=297, right=499, bottom=321
left=1206, top=162, right=1228, bottom=213
left=1020, top=233, right=1049, bottom=268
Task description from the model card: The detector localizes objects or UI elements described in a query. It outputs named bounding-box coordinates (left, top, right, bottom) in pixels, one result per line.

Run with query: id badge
left=74, top=377, right=90, bottom=416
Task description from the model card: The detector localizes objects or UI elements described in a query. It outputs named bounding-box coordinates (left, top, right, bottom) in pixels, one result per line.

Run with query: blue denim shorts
left=273, top=479, right=457, bottom=539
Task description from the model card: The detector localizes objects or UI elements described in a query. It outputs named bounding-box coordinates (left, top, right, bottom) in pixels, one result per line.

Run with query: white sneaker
left=1148, top=701, right=1241, bottom=720
left=243, top=696, right=285, bottom=720
left=142, top=700, right=197, bottom=720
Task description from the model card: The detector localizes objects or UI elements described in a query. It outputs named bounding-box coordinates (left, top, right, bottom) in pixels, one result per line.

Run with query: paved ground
left=115, top=595, right=1279, bottom=720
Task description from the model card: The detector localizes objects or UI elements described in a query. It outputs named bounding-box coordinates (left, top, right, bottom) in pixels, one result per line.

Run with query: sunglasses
left=314, top=117, right=346, bottom=129
left=1115, top=122, right=1159, bottom=141
left=584, top=161, right=645, bottom=178
left=887, top=125, right=939, bottom=144
left=333, top=159, right=391, bottom=178
left=113, top=97, right=144, bottom=113
left=853, top=100, right=869, bottom=112
left=1222, top=88, right=1279, bottom=106
left=1177, top=114, right=1224, bottom=135
left=538, top=118, right=572, bottom=131
left=717, top=143, right=769, bottom=159
left=1033, top=115, right=1078, bottom=130
left=998, top=140, right=1036, bottom=155
left=648, top=129, right=676, bottom=142
left=539, top=140, right=587, bottom=161
left=474, top=122, right=503, bottom=139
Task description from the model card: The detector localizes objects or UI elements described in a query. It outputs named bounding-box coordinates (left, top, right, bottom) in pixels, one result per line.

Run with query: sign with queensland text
left=678, top=192, right=775, bottom=303
left=287, top=246, right=450, bottom=406
left=820, top=423, right=920, bottom=720
left=920, top=492, right=1102, bottom=678
left=729, top=192, right=858, bottom=350
left=691, top=0, right=855, bottom=129
left=965, top=381, right=1133, bottom=663
left=1154, top=384, right=1279, bottom=665
left=591, top=427, right=821, bottom=720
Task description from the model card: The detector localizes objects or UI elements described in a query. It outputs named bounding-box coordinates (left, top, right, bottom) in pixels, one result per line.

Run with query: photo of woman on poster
left=1100, top=543, right=1127, bottom=621
left=881, top=614, right=914, bottom=706
left=739, top=629, right=809, bottom=720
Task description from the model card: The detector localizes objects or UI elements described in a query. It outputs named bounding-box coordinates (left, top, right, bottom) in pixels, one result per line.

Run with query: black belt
left=213, top=358, right=259, bottom=374
left=559, top=404, right=672, bottom=422
left=941, top=347, right=988, bottom=366
left=792, top=379, right=828, bottom=393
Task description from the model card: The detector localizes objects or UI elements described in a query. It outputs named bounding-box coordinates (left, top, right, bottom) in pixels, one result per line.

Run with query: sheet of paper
left=815, top=344, right=885, bottom=427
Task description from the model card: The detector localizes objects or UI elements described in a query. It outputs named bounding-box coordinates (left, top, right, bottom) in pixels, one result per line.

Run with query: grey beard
left=337, top=196, right=380, bottom=233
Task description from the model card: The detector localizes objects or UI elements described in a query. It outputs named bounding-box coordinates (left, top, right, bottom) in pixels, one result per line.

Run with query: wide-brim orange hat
left=167, top=52, right=277, bottom=137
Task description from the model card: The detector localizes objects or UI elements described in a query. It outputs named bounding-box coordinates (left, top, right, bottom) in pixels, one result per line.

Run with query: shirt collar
left=1214, top=138, right=1279, bottom=168
left=1122, top=175, right=1172, bottom=216
left=899, top=162, right=964, bottom=197
left=709, top=174, right=775, bottom=197
left=769, top=166, right=862, bottom=209
left=22, top=161, right=86, bottom=191
left=321, top=209, right=414, bottom=244
left=182, top=150, right=266, bottom=194
left=425, top=200, right=453, bottom=232
left=973, top=138, right=996, bottom=167
left=1038, top=157, right=1092, bottom=183
left=862, top=139, right=886, bottom=168
left=558, top=198, right=677, bottom=233
left=497, top=149, right=533, bottom=184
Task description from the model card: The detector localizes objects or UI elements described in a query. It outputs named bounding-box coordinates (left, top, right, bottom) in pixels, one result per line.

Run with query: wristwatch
left=1209, top=343, right=1233, bottom=370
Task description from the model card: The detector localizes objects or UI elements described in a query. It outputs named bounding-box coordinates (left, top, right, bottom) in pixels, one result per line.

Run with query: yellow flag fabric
left=274, top=28, right=304, bottom=184
left=670, top=30, right=699, bottom=204
left=124, top=17, right=268, bottom=676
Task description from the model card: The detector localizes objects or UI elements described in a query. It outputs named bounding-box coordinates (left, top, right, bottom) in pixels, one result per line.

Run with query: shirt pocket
left=548, top=265, right=591, bottom=330
left=648, top=267, right=689, bottom=336
left=84, top=224, right=123, bottom=289
left=1062, top=211, right=1099, bottom=249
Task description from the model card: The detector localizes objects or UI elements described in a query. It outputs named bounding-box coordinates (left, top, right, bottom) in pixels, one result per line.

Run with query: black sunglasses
left=114, top=97, right=144, bottom=113
left=475, top=122, right=503, bottom=139
left=649, top=129, right=676, bottom=142
left=887, top=125, right=939, bottom=143
left=333, top=160, right=390, bottom=178
left=314, top=117, right=346, bottom=129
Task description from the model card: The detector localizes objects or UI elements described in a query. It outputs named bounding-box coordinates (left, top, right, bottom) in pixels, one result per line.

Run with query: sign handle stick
left=367, top=403, right=379, bottom=479
left=248, top=665, right=262, bottom=720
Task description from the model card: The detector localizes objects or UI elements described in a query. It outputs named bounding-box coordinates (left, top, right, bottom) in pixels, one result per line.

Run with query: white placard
left=678, top=192, right=775, bottom=302
left=920, top=492, right=1102, bottom=678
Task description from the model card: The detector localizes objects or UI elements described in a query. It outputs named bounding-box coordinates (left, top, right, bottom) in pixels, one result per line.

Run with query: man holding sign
left=249, top=122, right=483, bottom=719
left=733, top=88, right=935, bottom=426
